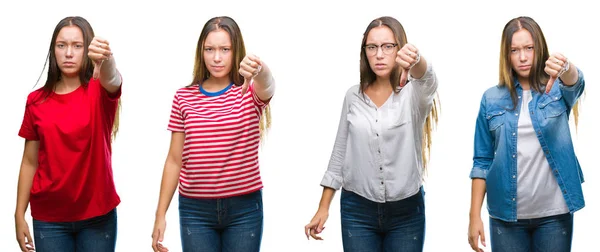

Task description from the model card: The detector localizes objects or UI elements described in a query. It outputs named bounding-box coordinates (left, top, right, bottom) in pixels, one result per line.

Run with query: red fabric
left=19, top=78, right=121, bottom=222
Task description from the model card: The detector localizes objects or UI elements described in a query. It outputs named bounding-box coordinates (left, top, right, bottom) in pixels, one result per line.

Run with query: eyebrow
left=55, top=40, right=84, bottom=44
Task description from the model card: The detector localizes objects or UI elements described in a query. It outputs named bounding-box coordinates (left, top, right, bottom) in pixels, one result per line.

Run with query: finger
left=399, top=68, right=409, bottom=88
left=241, top=78, right=250, bottom=96
left=93, top=61, right=103, bottom=80
left=158, top=242, right=169, bottom=252
left=546, top=76, right=555, bottom=94
left=246, top=54, right=262, bottom=65
left=480, top=230, right=486, bottom=247
left=552, top=53, right=567, bottom=62
left=304, top=224, right=312, bottom=240
left=403, top=43, right=418, bottom=53
left=309, top=228, right=322, bottom=240
left=88, top=52, right=111, bottom=61
left=317, top=219, right=326, bottom=233
left=88, top=49, right=112, bottom=60
left=93, top=37, right=110, bottom=45
left=25, top=231, right=34, bottom=250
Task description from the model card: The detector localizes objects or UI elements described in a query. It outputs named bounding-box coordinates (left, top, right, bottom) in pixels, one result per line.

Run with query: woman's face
left=365, top=26, right=398, bottom=79
left=203, top=29, right=233, bottom=80
left=55, top=26, right=85, bottom=77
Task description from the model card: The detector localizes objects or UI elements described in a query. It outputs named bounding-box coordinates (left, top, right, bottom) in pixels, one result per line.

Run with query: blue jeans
left=489, top=213, right=574, bottom=252
left=179, top=190, right=263, bottom=252
left=32, top=208, right=117, bottom=252
left=340, top=188, right=425, bottom=252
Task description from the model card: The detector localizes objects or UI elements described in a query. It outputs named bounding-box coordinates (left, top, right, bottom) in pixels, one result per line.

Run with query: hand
left=238, top=54, right=263, bottom=96
left=544, top=53, right=569, bottom=93
left=15, top=217, right=35, bottom=251
left=88, top=37, right=113, bottom=80
left=304, top=209, right=329, bottom=240
left=151, top=216, right=169, bottom=252
left=396, top=43, right=420, bottom=88
left=468, top=216, right=486, bottom=252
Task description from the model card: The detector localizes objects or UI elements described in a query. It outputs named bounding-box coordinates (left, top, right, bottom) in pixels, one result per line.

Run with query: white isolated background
left=0, top=0, right=598, bottom=251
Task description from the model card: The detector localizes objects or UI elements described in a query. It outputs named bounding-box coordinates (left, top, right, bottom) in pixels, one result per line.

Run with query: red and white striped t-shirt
left=168, top=82, right=268, bottom=199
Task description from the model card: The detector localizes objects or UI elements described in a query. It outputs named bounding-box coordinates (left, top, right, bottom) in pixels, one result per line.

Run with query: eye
left=384, top=44, right=394, bottom=49
left=75, top=44, right=83, bottom=48
left=222, top=48, right=231, bottom=52
left=366, top=45, right=376, bottom=50
left=57, top=44, right=65, bottom=48
left=510, top=49, right=517, bottom=53
left=527, top=46, right=534, bottom=51
left=204, top=47, right=213, bottom=52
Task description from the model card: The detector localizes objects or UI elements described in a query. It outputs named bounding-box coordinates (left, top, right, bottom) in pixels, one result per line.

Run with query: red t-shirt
left=18, top=78, right=121, bottom=222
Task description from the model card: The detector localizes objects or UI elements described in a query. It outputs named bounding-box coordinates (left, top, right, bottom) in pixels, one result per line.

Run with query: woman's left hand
left=88, top=37, right=113, bottom=79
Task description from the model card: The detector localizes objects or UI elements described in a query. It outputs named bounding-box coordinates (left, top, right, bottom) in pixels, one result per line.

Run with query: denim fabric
left=490, top=213, right=573, bottom=252
left=470, top=69, right=585, bottom=222
left=178, top=190, right=263, bottom=252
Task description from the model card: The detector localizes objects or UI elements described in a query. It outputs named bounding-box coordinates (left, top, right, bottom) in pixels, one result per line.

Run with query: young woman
left=468, top=16, right=585, bottom=252
left=151, top=16, right=275, bottom=252
left=14, top=16, right=123, bottom=252
left=304, top=16, right=440, bottom=252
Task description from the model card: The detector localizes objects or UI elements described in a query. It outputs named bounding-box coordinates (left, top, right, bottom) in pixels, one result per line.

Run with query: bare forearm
left=318, top=187, right=336, bottom=211
left=100, top=57, right=121, bottom=92
left=470, top=179, right=486, bottom=218
left=409, top=56, right=428, bottom=79
left=155, top=161, right=181, bottom=217
left=559, top=62, right=578, bottom=86
left=253, top=62, right=275, bottom=101
left=15, top=165, right=36, bottom=218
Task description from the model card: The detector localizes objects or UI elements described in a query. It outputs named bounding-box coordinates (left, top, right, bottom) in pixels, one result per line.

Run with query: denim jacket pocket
left=486, top=110, right=506, bottom=131
left=538, top=94, right=567, bottom=118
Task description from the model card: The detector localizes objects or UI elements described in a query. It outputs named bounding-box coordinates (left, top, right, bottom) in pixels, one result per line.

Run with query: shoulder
left=344, top=84, right=360, bottom=100
left=25, top=87, right=46, bottom=105
left=482, top=84, right=509, bottom=100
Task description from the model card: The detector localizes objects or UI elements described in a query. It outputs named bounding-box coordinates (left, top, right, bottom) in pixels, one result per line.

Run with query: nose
left=214, top=50, right=222, bottom=62
left=519, top=50, right=527, bottom=62
left=65, top=45, right=74, bottom=58
left=376, top=46, right=385, bottom=59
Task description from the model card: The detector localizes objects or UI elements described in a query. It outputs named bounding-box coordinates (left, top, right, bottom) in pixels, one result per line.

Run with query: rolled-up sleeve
left=558, top=67, right=585, bottom=109
left=320, top=95, right=349, bottom=190
left=470, top=94, right=494, bottom=179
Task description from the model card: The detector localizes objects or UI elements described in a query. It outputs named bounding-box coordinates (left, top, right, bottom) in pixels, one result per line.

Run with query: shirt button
left=515, top=113, right=518, bottom=116
left=376, top=133, right=379, bottom=137
left=513, top=175, right=516, bottom=179
left=512, top=155, right=516, bottom=158
left=376, top=119, right=378, bottom=122
left=378, top=150, right=381, bottom=154
left=512, top=132, right=516, bottom=136
left=512, top=198, right=516, bottom=201
left=381, top=181, right=384, bottom=185
left=531, top=111, right=534, bottom=115
left=518, top=96, right=521, bottom=99
left=537, top=131, right=542, bottom=135
left=380, top=167, right=383, bottom=170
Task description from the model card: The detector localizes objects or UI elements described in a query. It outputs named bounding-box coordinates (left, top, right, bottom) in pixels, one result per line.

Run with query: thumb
left=480, top=229, right=486, bottom=247
left=317, top=218, right=326, bottom=233
left=241, top=78, right=250, bottom=96
left=159, top=228, right=165, bottom=242
left=545, top=76, right=555, bottom=94
left=93, top=60, right=103, bottom=80
left=399, top=68, right=409, bottom=88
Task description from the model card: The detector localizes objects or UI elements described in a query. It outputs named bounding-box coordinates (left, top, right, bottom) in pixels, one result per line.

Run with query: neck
left=371, top=77, right=391, bottom=91
left=518, top=76, right=530, bottom=90
left=202, top=76, right=231, bottom=92
left=55, top=74, right=82, bottom=93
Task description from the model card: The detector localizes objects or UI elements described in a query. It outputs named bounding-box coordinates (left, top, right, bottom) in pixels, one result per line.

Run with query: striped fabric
left=168, top=83, right=267, bottom=198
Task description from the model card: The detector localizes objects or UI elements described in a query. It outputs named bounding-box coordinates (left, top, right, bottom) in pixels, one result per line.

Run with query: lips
left=63, top=62, right=76, bottom=66
left=211, top=66, right=225, bottom=70
left=374, top=63, right=386, bottom=69
left=518, top=65, right=531, bottom=70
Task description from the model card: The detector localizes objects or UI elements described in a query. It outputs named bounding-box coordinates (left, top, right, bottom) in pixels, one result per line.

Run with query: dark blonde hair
left=499, top=16, right=580, bottom=126
left=190, top=16, right=271, bottom=138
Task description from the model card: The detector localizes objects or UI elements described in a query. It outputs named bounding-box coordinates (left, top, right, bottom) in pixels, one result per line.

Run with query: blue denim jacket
left=470, top=69, right=585, bottom=222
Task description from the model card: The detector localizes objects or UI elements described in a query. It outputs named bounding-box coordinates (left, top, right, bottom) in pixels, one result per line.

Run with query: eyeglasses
left=364, top=43, right=398, bottom=56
